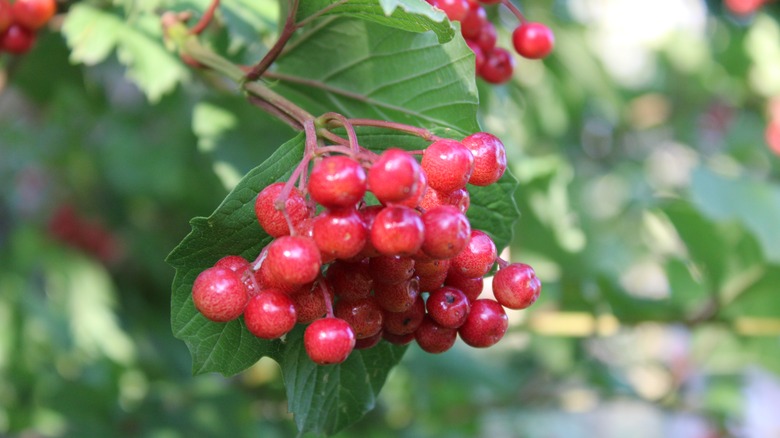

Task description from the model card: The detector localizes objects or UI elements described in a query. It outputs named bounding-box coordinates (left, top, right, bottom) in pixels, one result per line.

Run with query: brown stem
left=245, top=0, right=299, bottom=81
left=190, top=0, right=220, bottom=35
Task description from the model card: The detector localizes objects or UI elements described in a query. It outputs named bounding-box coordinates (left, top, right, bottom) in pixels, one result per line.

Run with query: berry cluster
left=0, top=0, right=55, bottom=55
left=191, top=131, right=541, bottom=365
left=427, top=0, right=555, bottom=84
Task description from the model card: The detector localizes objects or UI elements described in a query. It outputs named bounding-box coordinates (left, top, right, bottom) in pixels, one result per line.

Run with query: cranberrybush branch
left=501, top=0, right=527, bottom=25
left=189, top=0, right=220, bottom=35
left=244, top=0, right=299, bottom=81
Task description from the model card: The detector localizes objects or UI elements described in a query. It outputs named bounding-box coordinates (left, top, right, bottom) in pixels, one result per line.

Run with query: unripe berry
left=492, top=263, right=541, bottom=310
left=422, top=139, right=474, bottom=193
left=192, top=267, right=249, bottom=322
left=461, top=132, right=507, bottom=186
left=308, top=155, right=367, bottom=209
left=458, top=299, right=508, bottom=348
left=304, top=317, right=356, bottom=365
left=243, top=289, right=297, bottom=339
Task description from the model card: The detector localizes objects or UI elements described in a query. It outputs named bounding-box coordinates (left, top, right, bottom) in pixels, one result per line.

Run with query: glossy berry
left=0, top=24, right=35, bottom=54
left=430, top=0, right=469, bottom=22
left=450, top=230, right=497, bottom=278
left=308, top=155, right=367, bottom=208
left=304, top=317, right=356, bottom=365
left=395, top=168, right=428, bottom=209
left=312, top=208, right=368, bottom=260
left=382, top=295, right=426, bottom=335
left=214, top=255, right=250, bottom=273
left=11, top=0, right=56, bottom=30
left=480, top=47, right=515, bottom=84
left=420, top=187, right=470, bottom=213
left=243, top=290, right=297, bottom=339
left=0, top=0, right=12, bottom=33
left=334, top=297, right=384, bottom=339
left=368, top=148, right=422, bottom=204
left=421, top=205, right=471, bottom=260
left=415, top=315, right=457, bottom=354
left=460, top=1, right=487, bottom=39
left=512, top=22, right=555, bottom=60
left=474, top=21, right=497, bottom=53
left=426, top=286, right=471, bottom=329
left=192, top=267, right=249, bottom=322
left=265, top=236, right=322, bottom=286
left=255, top=182, right=310, bottom=237
left=458, top=299, right=508, bottom=348
left=370, top=206, right=425, bottom=256
left=493, top=263, right=541, bottom=310
left=422, top=139, right=474, bottom=193
left=461, top=132, right=507, bottom=186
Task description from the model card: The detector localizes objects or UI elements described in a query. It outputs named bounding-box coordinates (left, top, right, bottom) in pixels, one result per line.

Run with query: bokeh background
left=2, top=0, right=780, bottom=436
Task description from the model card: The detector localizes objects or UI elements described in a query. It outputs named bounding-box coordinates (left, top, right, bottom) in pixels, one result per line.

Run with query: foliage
left=2, top=0, right=780, bottom=437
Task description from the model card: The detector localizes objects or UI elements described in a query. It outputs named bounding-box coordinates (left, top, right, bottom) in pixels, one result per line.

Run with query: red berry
left=444, top=273, right=483, bottom=301
left=419, top=187, right=470, bottom=213
left=512, top=22, right=555, bottom=60
left=304, top=317, right=356, bottom=365
left=458, top=299, right=507, bottom=348
left=422, top=139, right=474, bottom=193
left=461, top=132, right=507, bottom=186
left=11, top=0, right=55, bottom=30
left=474, top=21, right=497, bottom=53
left=367, top=148, right=422, bottom=204
left=0, top=0, right=12, bottom=33
left=413, top=258, right=450, bottom=277
left=415, top=315, right=457, bottom=353
left=466, top=39, right=486, bottom=72
left=265, top=236, right=322, bottom=286
left=192, top=267, right=249, bottom=322
left=492, top=263, right=541, bottom=310
left=254, top=182, right=311, bottom=238
left=450, top=230, right=497, bottom=278
left=383, top=331, right=415, bottom=345
left=355, top=330, right=383, bottom=350
left=479, top=47, right=515, bottom=84
left=243, top=289, right=297, bottom=339
left=214, top=255, right=251, bottom=273
left=725, top=0, right=765, bottom=15
left=292, top=284, right=330, bottom=324
left=430, top=0, right=469, bottom=22
left=312, top=208, right=368, bottom=260
left=426, top=286, right=471, bottom=329
left=308, top=155, right=367, bottom=209
left=373, top=276, right=420, bottom=313
left=382, top=295, right=426, bottom=335
left=326, top=260, right=373, bottom=301
left=0, top=24, right=35, bottom=54
left=334, top=297, right=384, bottom=339
left=417, top=267, right=448, bottom=293
left=421, top=205, right=471, bottom=260
left=460, top=2, right=487, bottom=39
left=370, top=206, right=425, bottom=256
left=368, top=255, right=415, bottom=284
left=395, top=168, right=428, bottom=209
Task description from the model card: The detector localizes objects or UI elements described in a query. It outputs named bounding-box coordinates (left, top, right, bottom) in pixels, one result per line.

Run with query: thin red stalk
left=501, top=0, right=527, bottom=25
left=348, top=118, right=441, bottom=142
left=245, top=0, right=300, bottom=81
left=318, top=278, right=335, bottom=318
left=319, top=113, right=360, bottom=153
left=190, top=0, right=220, bottom=34
left=496, top=257, right=509, bottom=269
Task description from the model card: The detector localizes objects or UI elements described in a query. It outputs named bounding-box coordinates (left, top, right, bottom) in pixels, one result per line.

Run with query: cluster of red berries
left=191, top=132, right=541, bottom=365
left=47, top=204, right=124, bottom=264
left=427, top=0, right=554, bottom=84
left=0, top=0, right=55, bottom=54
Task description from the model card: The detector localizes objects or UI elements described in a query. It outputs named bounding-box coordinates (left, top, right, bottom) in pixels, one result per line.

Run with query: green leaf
left=296, top=0, right=454, bottom=43
left=62, top=4, right=189, bottom=102
left=690, top=167, right=780, bottom=263
left=271, top=17, right=479, bottom=133
left=281, top=326, right=407, bottom=436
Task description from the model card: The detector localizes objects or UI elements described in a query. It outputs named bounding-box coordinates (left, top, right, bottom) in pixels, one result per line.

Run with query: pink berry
left=308, top=155, right=367, bottom=209
left=243, top=289, right=297, bottom=339
left=255, top=182, right=311, bottom=237
left=304, top=317, right=356, bottom=365
left=492, top=263, right=541, bottom=310
left=458, top=299, right=508, bottom=348
left=422, top=139, right=474, bottom=193
left=461, top=132, right=507, bottom=186
left=512, top=22, right=555, bottom=60
left=192, top=267, right=249, bottom=322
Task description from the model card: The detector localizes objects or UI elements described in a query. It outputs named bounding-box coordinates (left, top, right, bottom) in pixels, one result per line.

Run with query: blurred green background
left=2, top=0, right=780, bottom=436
